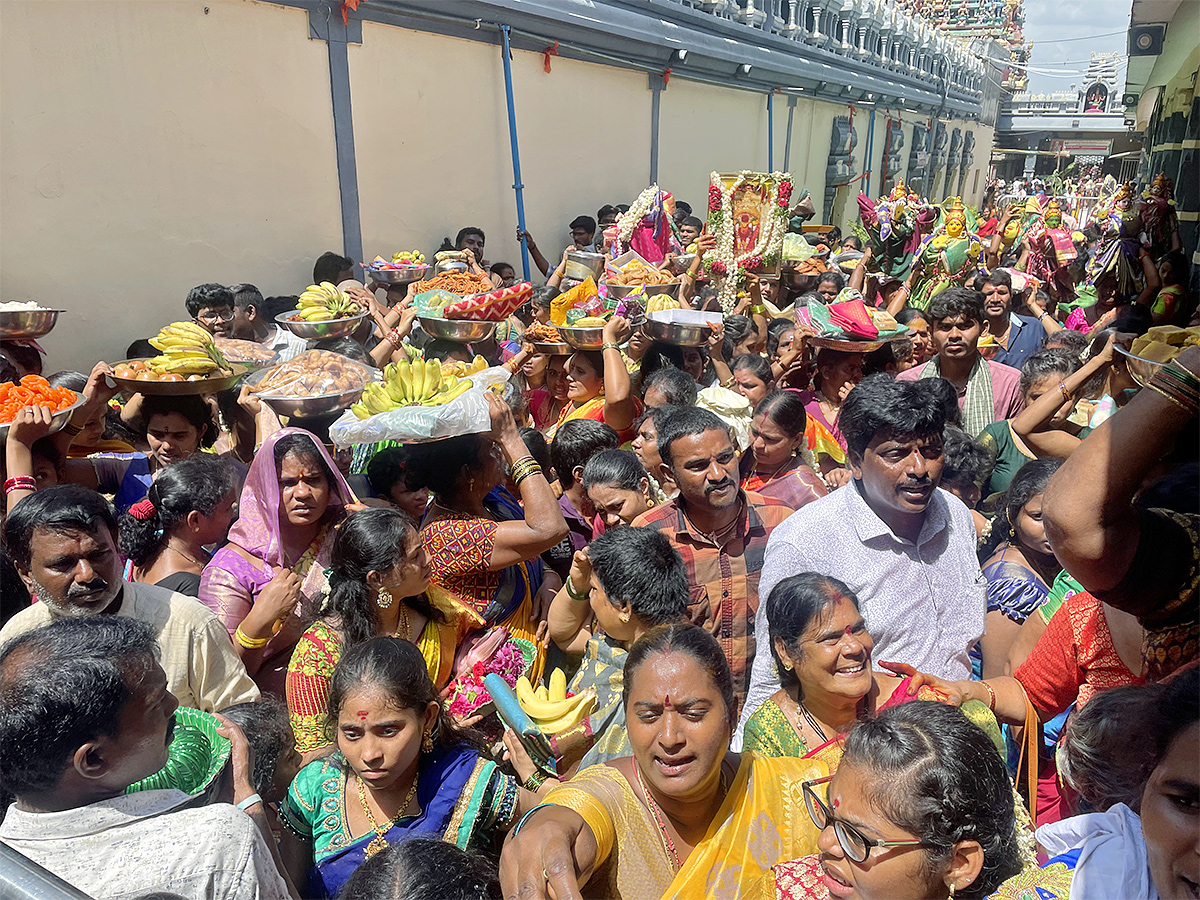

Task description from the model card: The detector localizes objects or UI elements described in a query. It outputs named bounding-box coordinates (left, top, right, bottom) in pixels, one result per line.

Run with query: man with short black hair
left=596, top=204, right=620, bottom=226
left=632, top=407, right=792, bottom=712
left=0, top=617, right=289, bottom=900
left=898, top=286, right=1024, bottom=436
left=184, top=283, right=235, bottom=337
left=0, top=486, right=258, bottom=712
left=229, top=283, right=307, bottom=361
left=569, top=215, right=597, bottom=251
left=312, top=251, right=354, bottom=285
left=738, top=375, right=986, bottom=743
left=545, top=419, right=619, bottom=580
left=678, top=216, right=704, bottom=247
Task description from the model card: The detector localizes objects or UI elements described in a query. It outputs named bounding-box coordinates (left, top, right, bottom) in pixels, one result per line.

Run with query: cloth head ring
left=128, top=498, right=157, bottom=520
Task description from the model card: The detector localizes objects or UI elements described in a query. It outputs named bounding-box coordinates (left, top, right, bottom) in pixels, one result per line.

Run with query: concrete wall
left=0, top=0, right=342, bottom=370
left=1, top=0, right=992, bottom=372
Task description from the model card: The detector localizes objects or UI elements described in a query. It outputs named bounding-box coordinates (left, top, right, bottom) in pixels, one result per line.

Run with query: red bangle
left=981, top=681, right=997, bottom=711
left=386, top=328, right=403, bottom=348
left=4, top=476, right=37, bottom=495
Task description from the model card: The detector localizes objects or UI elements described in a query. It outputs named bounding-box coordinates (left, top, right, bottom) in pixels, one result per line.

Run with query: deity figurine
left=1138, top=173, right=1181, bottom=257
left=1024, top=198, right=1079, bottom=302
left=905, top=198, right=984, bottom=310
left=855, top=179, right=936, bottom=281
left=1088, top=182, right=1147, bottom=298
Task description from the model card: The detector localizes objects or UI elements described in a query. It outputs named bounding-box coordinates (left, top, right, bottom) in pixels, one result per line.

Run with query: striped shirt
left=632, top=491, right=794, bottom=714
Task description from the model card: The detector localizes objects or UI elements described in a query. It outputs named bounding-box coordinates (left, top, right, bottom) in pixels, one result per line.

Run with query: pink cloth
left=1064, top=307, right=1091, bottom=333
left=199, top=428, right=352, bottom=695
left=896, top=357, right=1025, bottom=424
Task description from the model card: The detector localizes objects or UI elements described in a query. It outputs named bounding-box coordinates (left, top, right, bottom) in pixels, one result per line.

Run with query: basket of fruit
left=110, top=322, right=247, bottom=394
left=276, top=282, right=368, bottom=339
left=363, top=251, right=433, bottom=285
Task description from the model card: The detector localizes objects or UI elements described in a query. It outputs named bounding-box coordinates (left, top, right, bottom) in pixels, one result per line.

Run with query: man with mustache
left=0, top=485, right=258, bottom=712
left=737, top=375, right=987, bottom=746
left=897, top=286, right=1025, bottom=437
left=0, top=617, right=289, bottom=900
left=632, top=407, right=793, bottom=714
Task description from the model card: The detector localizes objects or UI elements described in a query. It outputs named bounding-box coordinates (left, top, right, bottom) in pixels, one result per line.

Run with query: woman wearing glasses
left=499, top=624, right=826, bottom=900
left=742, top=574, right=1002, bottom=766
left=756, top=701, right=1025, bottom=899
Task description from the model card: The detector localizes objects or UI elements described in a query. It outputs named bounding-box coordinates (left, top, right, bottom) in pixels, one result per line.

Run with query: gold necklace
left=357, top=772, right=419, bottom=857
left=165, top=540, right=208, bottom=569
left=394, top=604, right=410, bottom=641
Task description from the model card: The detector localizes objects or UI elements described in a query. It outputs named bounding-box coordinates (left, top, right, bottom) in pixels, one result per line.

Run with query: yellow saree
left=545, top=753, right=826, bottom=899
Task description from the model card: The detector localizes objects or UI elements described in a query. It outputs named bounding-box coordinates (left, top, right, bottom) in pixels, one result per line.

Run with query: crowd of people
left=0, top=176, right=1196, bottom=900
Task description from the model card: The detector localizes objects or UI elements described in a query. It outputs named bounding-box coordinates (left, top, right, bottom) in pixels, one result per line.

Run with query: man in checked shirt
left=632, top=407, right=793, bottom=716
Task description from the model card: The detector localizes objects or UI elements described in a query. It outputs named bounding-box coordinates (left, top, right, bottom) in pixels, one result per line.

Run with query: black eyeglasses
left=802, top=776, right=928, bottom=863
left=195, top=309, right=234, bottom=324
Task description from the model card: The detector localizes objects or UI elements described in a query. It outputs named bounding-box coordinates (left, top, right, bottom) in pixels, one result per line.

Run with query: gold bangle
left=233, top=625, right=272, bottom=649
left=749, top=304, right=767, bottom=316
left=1146, top=382, right=1196, bottom=414
left=62, top=420, right=85, bottom=436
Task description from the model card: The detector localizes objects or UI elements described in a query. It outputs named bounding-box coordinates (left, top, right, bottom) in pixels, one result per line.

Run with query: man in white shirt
left=1, top=485, right=259, bottom=712
left=0, top=616, right=289, bottom=900
left=737, top=375, right=986, bottom=745
left=229, top=282, right=307, bottom=362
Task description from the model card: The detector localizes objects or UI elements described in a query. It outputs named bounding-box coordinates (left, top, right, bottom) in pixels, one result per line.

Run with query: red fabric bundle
left=444, top=282, right=533, bottom=321
left=828, top=299, right=879, bottom=339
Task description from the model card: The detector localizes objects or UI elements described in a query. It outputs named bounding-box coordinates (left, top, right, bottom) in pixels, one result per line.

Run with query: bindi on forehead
left=356, top=710, right=368, bottom=721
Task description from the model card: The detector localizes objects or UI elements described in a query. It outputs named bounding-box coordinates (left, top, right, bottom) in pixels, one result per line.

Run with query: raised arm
left=1041, top=343, right=1200, bottom=608
left=599, top=317, right=636, bottom=434
left=547, top=549, right=594, bottom=654
left=500, top=804, right=600, bottom=900
left=487, top=394, right=570, bottom=569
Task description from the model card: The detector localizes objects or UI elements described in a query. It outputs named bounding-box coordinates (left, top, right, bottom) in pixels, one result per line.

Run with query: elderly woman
left=501, top=624, right=827, bottom=900
left=742, top=573, right=1000, bottom=765
left=545, top=317, right=639, bottom=443
left=740, top=391, right=827, bottom=511
left=404, top=394, right=567, bottom=683
left=200, top=428, right=353, bottom=694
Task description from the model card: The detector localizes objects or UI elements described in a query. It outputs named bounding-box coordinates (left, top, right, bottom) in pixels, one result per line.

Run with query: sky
left=1020, top=0, right=1130, bottom=96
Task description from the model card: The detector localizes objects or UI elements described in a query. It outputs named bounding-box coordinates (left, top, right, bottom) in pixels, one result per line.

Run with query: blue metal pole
left=767, top=90, right=775, bottom=171
left=783, top=94, right=797, bottom=172
left=500, top=25, right=531, bottom=281
left=864, top=107, right=876, bottom=197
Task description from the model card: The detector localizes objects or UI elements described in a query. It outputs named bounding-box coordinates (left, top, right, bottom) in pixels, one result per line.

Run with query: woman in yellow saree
left=499, top=624, right=826, bottom=900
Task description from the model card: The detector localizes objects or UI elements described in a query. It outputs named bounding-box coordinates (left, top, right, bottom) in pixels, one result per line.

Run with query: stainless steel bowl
left=245, top=367, right=374, bottom=419
left=642, top=317, right=712, bottom=347
left=276, top=310, right=369, bottom=340
left=434, top=259, right=468, bottom=275
left=0, top=395, right=86, bottom=442
left=1116, top=345, right=1166, bottom=388
left=108, top=363, right=249, bottom=396
left=0, top=308, right=63, bottom=340
left=671, top=253, right=697, bottom=273
left=557, top=325, right=606, bottom=350
left=418, top=316, right=497, bottom=343
left=531, top=341, right=572, bottom=356
left=564, top=251, right=606, bottom=282
left=605, top=281, right=682, bottom=301
left=364, top=264, right=432, bottom=285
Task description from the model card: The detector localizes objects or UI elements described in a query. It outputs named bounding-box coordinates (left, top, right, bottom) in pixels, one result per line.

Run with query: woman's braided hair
left=841, top=701, right=1022, bottom=898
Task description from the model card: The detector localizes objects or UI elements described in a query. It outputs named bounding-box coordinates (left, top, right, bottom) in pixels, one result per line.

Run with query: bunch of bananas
left=440, top=355, right=489, bottom=378
left=146, top=321, right=229, bottom=377
left=350, top=358, right=474, bottom=419
left=391, top=250, right=426, bottom=265
left=647, top=294, right=685, bottom=313
left=515, top=671, right=596, bottom=734
left=295, top=282, right=361, bottom=321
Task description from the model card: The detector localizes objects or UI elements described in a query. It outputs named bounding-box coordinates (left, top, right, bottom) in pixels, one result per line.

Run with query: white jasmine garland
left=705, top=171, right=792, bottom=315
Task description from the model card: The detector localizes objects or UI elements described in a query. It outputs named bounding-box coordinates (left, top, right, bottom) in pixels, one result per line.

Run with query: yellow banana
left=520, top=688, right=597, bottom=731
left=162, top=358, right=217, bottom=375
left=536, top=691, right=597, bottom=733
left=350, top=402, right=371, bottom=420
left=396, top=360, right=413, bottom=403
left=424, top=380, right=471, bottom=406
left=549, top=668, right=567, bottom=702
left=471, top=355, right=487, bottom=373
left=424, top=359, right=441, bottom=399
left=536, top=685, right=549, bottom=702
left=411, top=355, right=426, bottom=400
left=515, top=676, right=538, bottom=707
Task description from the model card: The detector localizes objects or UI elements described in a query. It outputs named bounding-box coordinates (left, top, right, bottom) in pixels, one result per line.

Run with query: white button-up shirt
left=735, top=481, right=986, bottom=746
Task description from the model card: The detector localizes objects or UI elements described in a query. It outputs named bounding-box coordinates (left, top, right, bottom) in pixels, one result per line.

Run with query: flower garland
left=704, top=171, right=793, bottom=315
left=613, top=184, right=664, bottom=253
left=444, top=639, right=529, bottom=719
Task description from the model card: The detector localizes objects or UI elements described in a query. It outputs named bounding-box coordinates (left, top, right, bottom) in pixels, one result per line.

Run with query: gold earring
left=377, top=587, right=394, bottom=610
left=948, top=884, right=956, bottom=899
left=421, top=730, right=433, bottom=753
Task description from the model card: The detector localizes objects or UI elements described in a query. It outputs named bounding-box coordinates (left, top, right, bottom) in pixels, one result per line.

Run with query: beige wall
left=350, top=23, right=652, bottom=274
left=0, top=0, right=343, bottom=371
left=1, top=0, right=993, bottom=372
